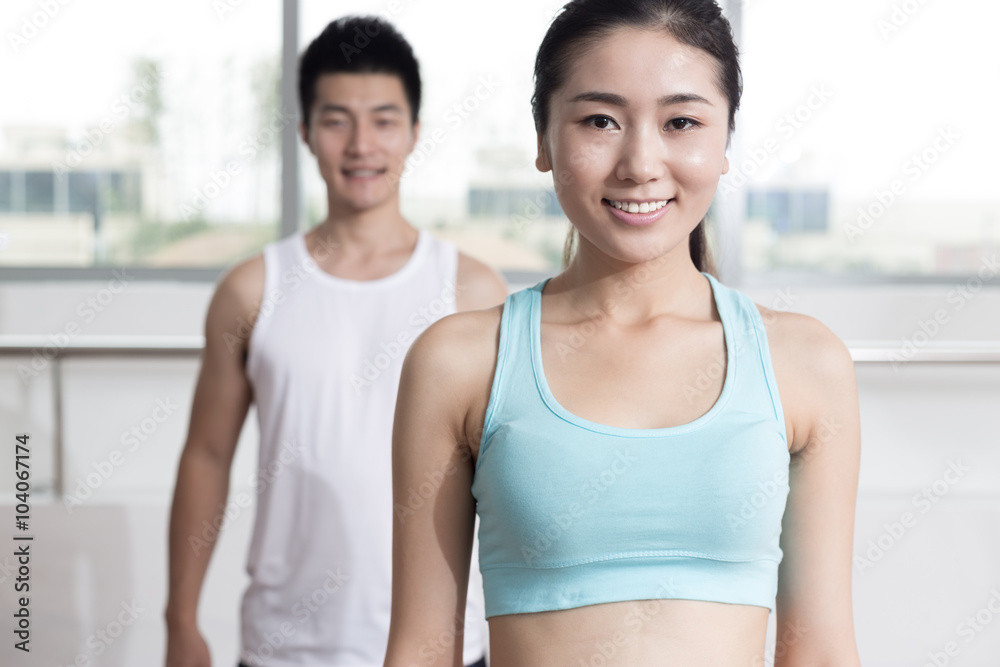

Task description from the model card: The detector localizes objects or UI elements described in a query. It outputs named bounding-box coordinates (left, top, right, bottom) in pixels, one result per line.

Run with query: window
left=4, top=0, right=995, bottom=280
left=468, top=189, right=563, bottom=219
left=733, top=0, right=1000, bottom=278
left=747, top=190, right=829, bottom=235
left=0, top=0, right=282, bottom=268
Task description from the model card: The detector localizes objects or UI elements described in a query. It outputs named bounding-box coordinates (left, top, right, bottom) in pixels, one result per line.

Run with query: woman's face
left=538, top=28, right=731, bottom=264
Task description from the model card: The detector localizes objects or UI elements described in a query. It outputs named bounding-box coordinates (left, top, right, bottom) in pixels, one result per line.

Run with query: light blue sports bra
left=470, top=272, right=791, bottom=619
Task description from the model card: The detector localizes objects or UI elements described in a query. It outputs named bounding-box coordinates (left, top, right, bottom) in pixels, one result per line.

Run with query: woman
left=384, top=1, right=862, bottom=665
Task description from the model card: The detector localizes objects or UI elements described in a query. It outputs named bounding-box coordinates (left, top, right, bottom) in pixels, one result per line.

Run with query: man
left=164, top=16, right=506, bottom=667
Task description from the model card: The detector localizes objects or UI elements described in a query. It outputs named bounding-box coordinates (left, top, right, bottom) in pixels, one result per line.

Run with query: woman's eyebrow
left=568, top=91, right=713, bottom=107
left=659, top=92, right=713, bottom=107
left=569, top=91, right=628, bottom=106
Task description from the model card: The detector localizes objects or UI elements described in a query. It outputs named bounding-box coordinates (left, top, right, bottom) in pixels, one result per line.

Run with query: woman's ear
left=536, top=133, right=552, bottom=173
left=722, top=154, right=730, bottom=175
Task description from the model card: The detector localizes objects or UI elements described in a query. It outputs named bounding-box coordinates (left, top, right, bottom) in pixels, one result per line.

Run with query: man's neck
left=313, top=198, right=414, bottom=252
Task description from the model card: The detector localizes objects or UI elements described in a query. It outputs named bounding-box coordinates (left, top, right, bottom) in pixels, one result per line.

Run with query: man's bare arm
left=164, top=256, right=264, bottom=665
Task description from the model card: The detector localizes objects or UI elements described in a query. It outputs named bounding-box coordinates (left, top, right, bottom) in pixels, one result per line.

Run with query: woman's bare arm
left=772, top=312, right=863, bottom=666
left=384, top=311, right=489, bottom=667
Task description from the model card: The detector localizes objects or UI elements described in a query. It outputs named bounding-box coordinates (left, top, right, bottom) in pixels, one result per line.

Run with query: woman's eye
left=586, top=115, right=618, bottom=131
left=668, top=118, right=698, bottom=131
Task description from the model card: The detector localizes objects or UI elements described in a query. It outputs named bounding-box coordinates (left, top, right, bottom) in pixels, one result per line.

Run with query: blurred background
left=0, top=0, right=998, bottom=665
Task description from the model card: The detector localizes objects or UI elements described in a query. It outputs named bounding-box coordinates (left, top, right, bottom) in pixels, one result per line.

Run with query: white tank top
left=241, top=228, right=487, bottom=666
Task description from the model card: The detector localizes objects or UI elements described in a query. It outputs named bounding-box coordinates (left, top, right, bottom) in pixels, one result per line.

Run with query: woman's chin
left=576, top=231, right=686, bottom=266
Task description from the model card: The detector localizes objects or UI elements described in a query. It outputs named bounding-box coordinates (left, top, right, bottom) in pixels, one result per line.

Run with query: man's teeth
left=607, top=199, right=670, bottom=214
left=346, top=169, right=380, bottom=177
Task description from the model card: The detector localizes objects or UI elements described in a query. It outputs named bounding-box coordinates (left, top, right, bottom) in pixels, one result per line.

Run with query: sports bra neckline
left=529, top=271, right=736, bottom=438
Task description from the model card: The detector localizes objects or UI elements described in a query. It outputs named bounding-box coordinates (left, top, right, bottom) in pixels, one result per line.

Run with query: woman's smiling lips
left=602, top=197, right=674, bottom=226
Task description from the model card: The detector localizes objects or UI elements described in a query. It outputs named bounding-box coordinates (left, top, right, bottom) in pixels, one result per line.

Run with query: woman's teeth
left=606, top=199, right=670, bottom=214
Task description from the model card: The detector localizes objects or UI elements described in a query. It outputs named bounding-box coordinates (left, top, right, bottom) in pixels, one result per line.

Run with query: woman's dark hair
left=298, top=16, right=421, bottom=130
left=532, top=0, right=741, bottom=275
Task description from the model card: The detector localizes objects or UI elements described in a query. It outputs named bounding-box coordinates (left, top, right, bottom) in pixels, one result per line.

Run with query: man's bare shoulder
left=205, top=252, right=266, bottom=357
left=455, top=251, right=508, bottom=312
left=216, top=252, right=266, bottom=311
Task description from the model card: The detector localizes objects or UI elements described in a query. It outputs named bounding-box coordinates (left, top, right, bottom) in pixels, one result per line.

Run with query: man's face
left=300, top=72, right=418, bottom=213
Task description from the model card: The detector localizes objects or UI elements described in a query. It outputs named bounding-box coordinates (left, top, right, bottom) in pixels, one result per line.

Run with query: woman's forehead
left=557, top=28, right=724, bottom=104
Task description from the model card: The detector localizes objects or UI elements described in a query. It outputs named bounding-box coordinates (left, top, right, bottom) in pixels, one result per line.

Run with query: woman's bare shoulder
left=753, top=304, right=852, bottom=377
left=411, top=303, right=505, bottom=356
left=400, top=304, right=506, bottom=436
left=752, top=303, right=855, bottom=454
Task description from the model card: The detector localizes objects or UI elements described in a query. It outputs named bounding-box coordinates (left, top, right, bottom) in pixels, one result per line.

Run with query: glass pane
left=300, top=2, right=570, bottom=273
left=0, top=171, right=13, bottom=212
left=25, top=171, right=54, bottom=213
left=0, top=0, right=282, bottom=267
left=735, top=0, right=1000, bottom=277
left=67, top=172, right=97, bottom=214
left=106, top=171, right=142, bottom=213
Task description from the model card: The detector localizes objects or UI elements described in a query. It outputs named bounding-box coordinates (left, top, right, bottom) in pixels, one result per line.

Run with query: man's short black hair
left=298, top=16, right=421, bottom=130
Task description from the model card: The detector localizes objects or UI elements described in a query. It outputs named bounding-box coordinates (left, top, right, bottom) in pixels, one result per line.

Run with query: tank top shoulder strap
left=420, top=230, right=459, bottom=302
left=476, top=280, right=543, bottom=466
left=246, top=232, right=303, bottom=378
left=261, top=231, right=308, bottom=298
left=704, top=272, right=787, bottom=447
